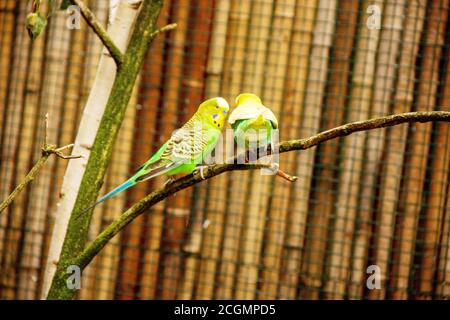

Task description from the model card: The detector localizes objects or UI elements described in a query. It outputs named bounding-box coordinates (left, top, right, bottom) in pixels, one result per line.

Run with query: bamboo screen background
left=1, top=0, right=450, bottom=300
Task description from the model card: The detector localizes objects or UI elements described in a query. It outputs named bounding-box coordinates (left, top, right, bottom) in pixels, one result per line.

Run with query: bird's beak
left=253, top=113, right=265, bottom=126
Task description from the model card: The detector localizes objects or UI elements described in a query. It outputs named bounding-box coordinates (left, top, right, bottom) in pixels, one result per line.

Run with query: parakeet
left=228, top=93, right=278, bottom=149
left=80, top=97, right=229, bottom=215
left=26, top=12, right=47, bottom=40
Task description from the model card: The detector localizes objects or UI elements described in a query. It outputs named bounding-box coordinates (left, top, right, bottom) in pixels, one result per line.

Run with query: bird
left=228, top=93, right=278, bottom=153
left=26, top=12, right=47, bottom=40
left=78, top=97, right=229, bottom=216
left=228, top=93, right=297, bottom=182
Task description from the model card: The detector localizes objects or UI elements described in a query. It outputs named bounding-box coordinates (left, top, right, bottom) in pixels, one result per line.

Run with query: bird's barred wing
left=161, top=126, right=209, bottom=162
left=133, top=126, right=212, bottom=183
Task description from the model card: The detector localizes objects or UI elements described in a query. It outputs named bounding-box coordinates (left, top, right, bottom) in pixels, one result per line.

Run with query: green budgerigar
left=228, top=93, right=278, bottom=150
left=81, top=97, right=229, bottom=214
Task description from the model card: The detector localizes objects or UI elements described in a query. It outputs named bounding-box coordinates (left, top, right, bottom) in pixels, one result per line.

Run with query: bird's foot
left=194, top=165, right=208, bottom=179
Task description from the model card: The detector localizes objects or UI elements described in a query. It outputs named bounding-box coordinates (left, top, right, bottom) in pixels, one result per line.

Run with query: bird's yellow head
left=197, top=97, right=230, bottom=129
left=235, top=93, right=262, bottom=106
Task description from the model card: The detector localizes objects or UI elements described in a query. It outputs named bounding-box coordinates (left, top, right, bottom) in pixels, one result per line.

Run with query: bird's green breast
left=233, top=118, right=274, bottom=147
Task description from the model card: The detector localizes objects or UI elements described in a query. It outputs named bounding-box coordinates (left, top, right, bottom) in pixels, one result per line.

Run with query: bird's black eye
left=216, top=106, right=219, bottom=109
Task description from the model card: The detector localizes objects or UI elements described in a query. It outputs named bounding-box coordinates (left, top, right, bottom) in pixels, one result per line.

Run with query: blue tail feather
left=76, top=180, right=135, bottom=219
left=97, top=179, right=135, bottom=204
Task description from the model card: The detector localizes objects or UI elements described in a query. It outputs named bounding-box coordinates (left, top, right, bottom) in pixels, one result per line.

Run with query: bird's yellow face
left=198, top=97, right=230, bottom=129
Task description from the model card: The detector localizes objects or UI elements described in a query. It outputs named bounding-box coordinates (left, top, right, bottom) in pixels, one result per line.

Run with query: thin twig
left=70, top=0, right=124, bottom=66
left=0, top=115, right=81, bottom=213
left=44, top=112, right=49, bottom=147
left=54, top=152, right=82, bottom=160
left=150, top=23, right=178, bottom=39
left=71, top=110, right=450, bottom=270
left=256, top=163, right=298, bottom=182
left=276, top=169, right=298, bottom=182
left=0, top=155, right=51, bottom=213
left=55, top=143, right=74, bottom=152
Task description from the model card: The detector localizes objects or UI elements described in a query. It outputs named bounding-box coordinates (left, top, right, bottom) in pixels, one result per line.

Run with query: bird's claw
left=195, top=165, right=208, bottom=180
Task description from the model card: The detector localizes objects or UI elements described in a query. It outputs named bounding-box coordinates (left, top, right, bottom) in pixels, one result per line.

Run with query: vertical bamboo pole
left=179, top=0, right=227, bottom=300
left=50, top=5, right=96, bottom=210
left=194, top=131, right=233, bottom=299
left=416, top=51, right=450, bottom=298
left=347, top=0, right=405, bottom=299
left=292, top=0, right=337, bottom=300
left=17, top=6, right=73, bottom=300
left=0, top=0, right=32, bottom=299
left=134, top=3, right=170, bottom=300
left=191, top=1, right=249, bottom=299
left=150, top=0, right=190, bottom=300
left=214, top=0, right=252, bottom=300
left=162, top=0, right=213, bottom=296
left=177, top=195, right=207, bottom=299
left=257, top=0, right=296, bottom=300
left=326, top=0, right=404, bottom=299
left=277, top=0, right=318, bottom=299
left=0, top=3, right=17, bottom=294
left=388, top=0, right=448, bottom=300
left=302, top=0, right=358, bottom=299
left=433, top=32, right=450, bottom=299
left=190, top=148, right=227, bottom=300
left=436, top=183, right=450, bottom=298
left=358, top=0, right=427, bottom=300
left=46, top=0, right=109, bottom=219
left=233, top=0, right=274, bottom=300
left=0, top=0, right=16, bottom=144
left=165, top=0, right=214, bottom=300
left=319, top=0, right=381, bottom=299
left=14, top=2, right=52, bottom=300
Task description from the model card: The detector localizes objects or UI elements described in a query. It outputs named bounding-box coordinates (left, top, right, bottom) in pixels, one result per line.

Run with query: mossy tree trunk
left=46, top=0, right=163, bottom=300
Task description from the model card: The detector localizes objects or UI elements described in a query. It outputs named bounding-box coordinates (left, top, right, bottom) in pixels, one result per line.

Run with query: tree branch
left=0, top=114, right=81, bottom=214
left=72, top=110, right=450, bottom=271
left=70, top=0, right=124, bottom=66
